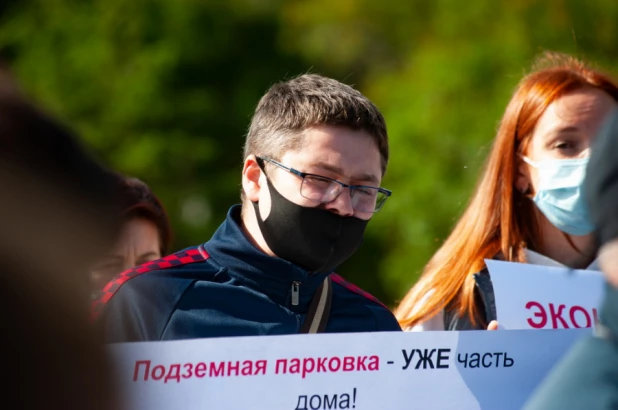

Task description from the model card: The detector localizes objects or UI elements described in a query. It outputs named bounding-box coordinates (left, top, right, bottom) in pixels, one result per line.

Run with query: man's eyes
left=355, top=188, right=377, bottom=197
left=305, top=176, right=334, bottom=186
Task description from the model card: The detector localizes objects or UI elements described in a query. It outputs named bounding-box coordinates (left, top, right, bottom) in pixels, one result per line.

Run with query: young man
left=94, top=74, right=402, bottom=342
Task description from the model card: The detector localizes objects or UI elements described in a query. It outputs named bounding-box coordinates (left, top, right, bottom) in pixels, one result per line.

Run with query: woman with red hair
left=395, top=52, right=618, bottom=331
left=89, top=174, right=172, bottom=294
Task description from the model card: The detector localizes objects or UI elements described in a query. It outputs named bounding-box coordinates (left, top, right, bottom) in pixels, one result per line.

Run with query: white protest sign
left=486, top=260, right=605, bottom=330
left=109, top=328, right=586, bottom=410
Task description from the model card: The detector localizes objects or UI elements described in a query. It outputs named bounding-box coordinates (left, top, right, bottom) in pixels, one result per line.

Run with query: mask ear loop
left=520, top=155, right=539, bottom=168
left=516, top=154, right=533, bottom=196
left=513, top=153, right=532, bottom=263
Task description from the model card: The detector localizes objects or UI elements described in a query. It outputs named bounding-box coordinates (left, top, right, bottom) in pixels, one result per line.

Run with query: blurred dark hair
left=113, top=174, right=172, bottom=255
left=0, top=86, right=121, bottom=221
left=0, top=66, right=122, bottom=410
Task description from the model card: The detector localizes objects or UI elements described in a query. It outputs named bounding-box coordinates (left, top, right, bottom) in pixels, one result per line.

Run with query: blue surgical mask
left=522, top=156, right=594, bottom=236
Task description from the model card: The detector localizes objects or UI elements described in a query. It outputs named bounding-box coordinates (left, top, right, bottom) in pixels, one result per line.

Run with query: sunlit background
left=2, top=0, right=616, bottom=306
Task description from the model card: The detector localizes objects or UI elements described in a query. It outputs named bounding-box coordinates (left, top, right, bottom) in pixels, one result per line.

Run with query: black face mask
left=252, top=177, right=368, bottom=274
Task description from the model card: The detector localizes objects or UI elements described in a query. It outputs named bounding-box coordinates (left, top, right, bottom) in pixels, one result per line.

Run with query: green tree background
left=1, top=0, right=616, bottom=307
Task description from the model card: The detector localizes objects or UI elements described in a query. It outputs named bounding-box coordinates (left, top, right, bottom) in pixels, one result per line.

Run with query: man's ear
left=515, top=155, right=530, bottom=194
left=242, top=156, right=262, bottom=202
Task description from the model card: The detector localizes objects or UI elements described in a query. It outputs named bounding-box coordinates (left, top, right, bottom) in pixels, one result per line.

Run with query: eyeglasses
left=256, top=156, right=391, bottom=213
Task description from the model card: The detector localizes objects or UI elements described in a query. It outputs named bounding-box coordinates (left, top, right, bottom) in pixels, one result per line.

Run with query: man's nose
left=324, top=187, right=354, bottom=217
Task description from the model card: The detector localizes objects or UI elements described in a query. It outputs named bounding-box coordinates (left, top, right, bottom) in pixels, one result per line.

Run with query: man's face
left=257, top=125, right=383, bottom=221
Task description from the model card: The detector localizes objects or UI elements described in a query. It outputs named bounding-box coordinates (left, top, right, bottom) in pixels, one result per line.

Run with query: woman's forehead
left=533, top=88, right=616, bottom=137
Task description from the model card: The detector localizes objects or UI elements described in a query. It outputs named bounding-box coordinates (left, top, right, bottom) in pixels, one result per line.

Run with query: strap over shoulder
left=300, top=276, right=333, bottom=334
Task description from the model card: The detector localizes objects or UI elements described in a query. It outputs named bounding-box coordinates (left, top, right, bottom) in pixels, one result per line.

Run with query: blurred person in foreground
left=93, top=73, right=402, bottom=342
left=395, top=52, right=618, bottom=331
left=90, top=174, right=171, bottom=296
left=0, top=68, right=122, bottom=409
left=524, top=107, right=618, bottom=409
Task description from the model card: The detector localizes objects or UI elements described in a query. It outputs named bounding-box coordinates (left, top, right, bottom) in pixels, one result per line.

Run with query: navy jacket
left=93, top=205, right=401, bottom=342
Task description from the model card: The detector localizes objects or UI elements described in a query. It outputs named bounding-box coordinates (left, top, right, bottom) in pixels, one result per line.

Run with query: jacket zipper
left=291, top=281, right=301, bottom=306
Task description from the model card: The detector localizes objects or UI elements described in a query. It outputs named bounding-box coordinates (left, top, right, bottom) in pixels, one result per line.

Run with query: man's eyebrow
left=311, top=161, right=380, bottom=184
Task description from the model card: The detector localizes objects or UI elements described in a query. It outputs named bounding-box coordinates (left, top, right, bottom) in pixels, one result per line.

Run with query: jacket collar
left=202, top=205, right=331, bottom=312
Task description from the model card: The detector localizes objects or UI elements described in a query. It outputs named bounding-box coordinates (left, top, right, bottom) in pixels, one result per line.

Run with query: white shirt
left=406, top=249, right=599, bottom=331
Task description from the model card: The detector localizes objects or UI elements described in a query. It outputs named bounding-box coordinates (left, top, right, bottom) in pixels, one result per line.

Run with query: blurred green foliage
left=1, top=0, right=617, bottom=307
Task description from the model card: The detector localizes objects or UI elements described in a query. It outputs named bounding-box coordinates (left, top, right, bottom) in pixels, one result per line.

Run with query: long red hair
left=395, top=52, right=618, bottom=329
